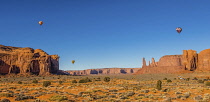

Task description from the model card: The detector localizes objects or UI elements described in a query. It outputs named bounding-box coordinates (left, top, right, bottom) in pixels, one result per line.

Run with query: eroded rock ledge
left=0, top=45, right=59, bottom=75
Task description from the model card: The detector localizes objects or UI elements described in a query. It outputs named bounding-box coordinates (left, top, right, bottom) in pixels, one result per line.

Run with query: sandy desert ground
left=1, top=72, right=210, bottom=102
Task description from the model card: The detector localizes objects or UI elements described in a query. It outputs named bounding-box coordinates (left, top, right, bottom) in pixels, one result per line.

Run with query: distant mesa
left=0, top=45, right=59, bottom=75
left=135, top=49, right=210, bottom=74
left=66, top=68, right=140, bottom=75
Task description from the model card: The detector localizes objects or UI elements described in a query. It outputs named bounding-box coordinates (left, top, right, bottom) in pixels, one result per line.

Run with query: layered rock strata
left=0, top=45, right=59, bottom=75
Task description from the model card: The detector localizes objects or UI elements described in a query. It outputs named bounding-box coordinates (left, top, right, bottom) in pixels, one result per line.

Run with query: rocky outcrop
left=150, top=58, right=157, bottom=67
left=0, top=45, right=59, bottom=75
left=182, top=50, right=197, bottom=71
left=135, top=48, right=210, bottom=74
left=158, top=55, right=183, bottom=67
left=66, top=68, right=140, bottom=75
left=142, top=58, right=147, bottom=68
left=136, top=55, right=184, bottom=74
left=197, top=49, right=210, bottom=72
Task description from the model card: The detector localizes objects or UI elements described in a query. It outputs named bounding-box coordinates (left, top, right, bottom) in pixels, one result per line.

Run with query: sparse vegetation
left=1, top=73, right=210, bottom=102
left=95, top=77, right=101, bottom=81
left=18, top=81, right=22, bottom=84
left=32, top=79, right=38, bottom=84
left=198, top=80, right=204, bottom=83
left=59, top=81, right=63, bottom=84
left=43, top=81, right=51, bottom=87
left=49, top=95, right=68, bottom=101
left=84, top=77, right=92, bottom=82
left=167, top=79, right=172, bottom=83
left=104, top=77, right=110, bottom=82
left=156, top=80, right=162, bottom=90
left=163, top=78, right=167, bottom=80
left=0, top=98, right=11, bottom=102
left=79, top=79, right=86, bottom=83
left=205, top=82, right=210, bottom=86
left=79, top=77, right=92, bottom=83
left=0, top=93, right=13, bottom=97
left=72, top=80, right=77, bottom=83
left=193, top=77, right=198, bottom=80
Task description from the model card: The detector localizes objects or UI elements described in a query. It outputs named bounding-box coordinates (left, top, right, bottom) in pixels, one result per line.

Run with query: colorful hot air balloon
left=176, top=27, right=182, bottom=34
left=39, top=21, right=43, bottom=25
left=72, top=60, right=75, bottom=64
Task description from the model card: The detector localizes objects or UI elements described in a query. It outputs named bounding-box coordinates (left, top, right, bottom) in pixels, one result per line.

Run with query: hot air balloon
left=39, top=21, right=43, bottom=25
left=176, top=27, right=182, bottom=34
left=72, top=60, right=75, bottom=64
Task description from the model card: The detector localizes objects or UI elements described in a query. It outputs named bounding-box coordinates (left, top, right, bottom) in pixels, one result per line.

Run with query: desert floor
left=1, top=72, right=210, bottom=102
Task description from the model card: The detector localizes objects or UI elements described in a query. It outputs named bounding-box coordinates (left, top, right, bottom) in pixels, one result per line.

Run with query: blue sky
left=1, top=0, right=210, bottom=70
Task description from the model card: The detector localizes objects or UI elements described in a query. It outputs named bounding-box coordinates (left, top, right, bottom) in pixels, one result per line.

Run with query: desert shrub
left=174, top=78, right=176, bottom=80
left=205, top=82, right=210, bottom=86
left=167, top=79, right=172, bottom=83
left=163, top=78, right=167, bottom=80
left=49, top=95, right=68, bottom=101
left=15, top=95, right=34, bottom=101
left=95, top=77, right=101, bottom=81
left=84, top=77, right=92, bottom=82
left=18, top=81, right=22, bottom=84
left=186, top=78, right=190, bottom=81
left=34, top=99, right=48, bottom=102
left=9, top=87, right=16, bottom=89
left=79, top=79, right=86, bottom=83
left=0, top=93, right=13, bottom=97
left=198, top=80, right=204, bottom=83
left=104, top=77, right=110, bottom=82
left=0, top=98, right=11, bottom=102
left=43, top=81, right=51, bottom=87
left=193, top=77, right=198, bottom=80
left=72, top=80, right=77, bottom=83
left=156, top=80, right=162, bottom=90
left=59, top=81, right=63, bottom=84
left=32, top=79, right=38, bottom=84
left=79, top=77, right=92, bottom=83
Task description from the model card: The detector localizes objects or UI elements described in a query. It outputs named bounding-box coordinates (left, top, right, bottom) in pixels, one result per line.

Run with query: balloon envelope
left=72, top=60, right=75, bottom=64
left=176, top=27, right=182, bottom=34
left=39, top=21, right=43, bottom=25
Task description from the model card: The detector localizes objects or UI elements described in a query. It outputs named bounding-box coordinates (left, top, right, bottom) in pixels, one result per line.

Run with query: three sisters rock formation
left=136, top=49, right=210, bottom=74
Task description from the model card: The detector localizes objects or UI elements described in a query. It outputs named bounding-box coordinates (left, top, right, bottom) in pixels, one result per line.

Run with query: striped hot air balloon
left=176, top=27, right=182, bottom=34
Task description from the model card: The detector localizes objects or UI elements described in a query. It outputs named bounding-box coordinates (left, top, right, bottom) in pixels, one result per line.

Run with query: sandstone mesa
left=0, top=45, right=59, bottom=75
left=66, top=68, right=140, bottom=75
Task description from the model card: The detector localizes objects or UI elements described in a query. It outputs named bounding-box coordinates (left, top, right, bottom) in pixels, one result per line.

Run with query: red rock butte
left=0, top=45, right=59, bottom=75
left=135, top=49, right=210, bottom=74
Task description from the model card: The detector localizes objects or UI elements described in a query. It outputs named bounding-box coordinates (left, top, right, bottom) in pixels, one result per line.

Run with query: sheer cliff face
left=0, top=45, right=59, bottom=75
left=158, top=55, right=183, bottom=67
left=182, top=50, right=197, bottom=71
left=197, top=49, right=210, bottom=71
